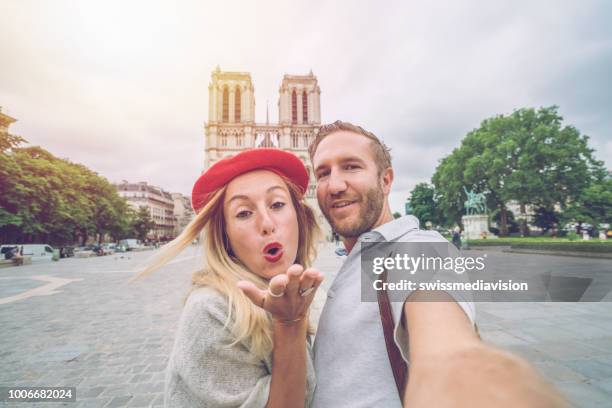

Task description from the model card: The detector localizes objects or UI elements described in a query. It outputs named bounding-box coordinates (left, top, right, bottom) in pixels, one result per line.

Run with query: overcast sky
left=1, top=0, right=610, bottom=213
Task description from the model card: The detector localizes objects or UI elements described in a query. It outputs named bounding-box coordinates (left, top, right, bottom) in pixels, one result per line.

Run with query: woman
left=135, top=148, right=323, bottom=408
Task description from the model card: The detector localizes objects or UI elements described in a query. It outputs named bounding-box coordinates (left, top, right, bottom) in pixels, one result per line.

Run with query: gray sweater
left=164, top=287, right=316, bottom=407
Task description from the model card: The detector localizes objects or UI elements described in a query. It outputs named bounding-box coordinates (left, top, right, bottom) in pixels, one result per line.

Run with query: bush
left=567, top=232, right=579, bottom=241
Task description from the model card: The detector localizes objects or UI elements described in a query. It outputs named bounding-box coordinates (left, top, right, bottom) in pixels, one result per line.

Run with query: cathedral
left=203, top=66, right=330, bottom=235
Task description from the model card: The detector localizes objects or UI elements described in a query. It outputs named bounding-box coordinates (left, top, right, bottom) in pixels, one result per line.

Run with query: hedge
left=467, top=238, right=612, bottom=253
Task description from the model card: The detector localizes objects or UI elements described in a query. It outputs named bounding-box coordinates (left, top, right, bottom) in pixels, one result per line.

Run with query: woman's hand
left=237, top=264, right=324, bottom=323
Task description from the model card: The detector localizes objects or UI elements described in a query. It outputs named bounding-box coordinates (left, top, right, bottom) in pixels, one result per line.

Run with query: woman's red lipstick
left=263, top=242, right=284, bottom=263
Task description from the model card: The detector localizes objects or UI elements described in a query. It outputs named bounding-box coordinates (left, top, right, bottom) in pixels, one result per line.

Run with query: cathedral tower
left=203, top=67, right=329, bottom=235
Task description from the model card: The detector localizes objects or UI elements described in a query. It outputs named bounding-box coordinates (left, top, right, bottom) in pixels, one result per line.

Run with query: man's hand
left=403, top=292, right=569, bottom=408
left=404, top=342, right=569, bottom=408
left=237, top=264, right=324, bottom=322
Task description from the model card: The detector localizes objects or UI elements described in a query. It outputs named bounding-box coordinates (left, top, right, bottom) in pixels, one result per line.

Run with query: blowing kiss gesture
left=238, top=264, right=324, bottom=323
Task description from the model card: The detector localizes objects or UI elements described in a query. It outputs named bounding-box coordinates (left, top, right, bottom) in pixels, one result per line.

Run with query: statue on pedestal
left=463, top=187, right=487, bottom=215
left=462, top=187, right=493, bottom=241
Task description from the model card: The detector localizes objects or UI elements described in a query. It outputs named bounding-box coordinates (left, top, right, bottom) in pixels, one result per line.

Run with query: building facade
left=203, top=67, right=330, bottom=235
left=115, top=181, right=177, bottom=240
left=171, top=192, right=195, bottom=236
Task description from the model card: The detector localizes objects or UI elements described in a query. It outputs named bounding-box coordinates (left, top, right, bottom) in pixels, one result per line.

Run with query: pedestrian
left=452, top=226, right=462, bottom=249
left=134, top=149, right=323, bottom=407
left=11, top=246, right=24, bottom=266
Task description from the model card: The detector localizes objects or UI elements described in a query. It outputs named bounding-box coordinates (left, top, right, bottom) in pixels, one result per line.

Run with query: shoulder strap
left=377, top=269, right=408, bottom=399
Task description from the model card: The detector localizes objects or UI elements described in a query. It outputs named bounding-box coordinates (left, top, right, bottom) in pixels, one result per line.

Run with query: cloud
left=0, top=0, right=610, bottom=214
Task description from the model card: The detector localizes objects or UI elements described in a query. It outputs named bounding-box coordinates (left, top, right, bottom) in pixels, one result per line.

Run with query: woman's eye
left=271, top=201, right=286, bottom=209
left=316, top=170, right=329, bottom=180
left=236, top=210, right=252, bottom=219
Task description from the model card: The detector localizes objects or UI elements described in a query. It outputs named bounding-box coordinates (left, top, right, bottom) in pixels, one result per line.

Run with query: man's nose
left=258, top=209, right=276, bottom=236
left=328, top=168, right=348, bottom=195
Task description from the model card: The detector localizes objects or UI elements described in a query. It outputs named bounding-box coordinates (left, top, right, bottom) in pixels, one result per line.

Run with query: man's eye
left=271, top=201, right=286, bottom=209
left=345, top=164, right=359, bottom=170
left=236, top=210, right=252, bottom=218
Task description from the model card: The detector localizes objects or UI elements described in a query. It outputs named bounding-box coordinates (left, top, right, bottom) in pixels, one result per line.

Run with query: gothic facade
left=203, top=67, right=330, bottom=235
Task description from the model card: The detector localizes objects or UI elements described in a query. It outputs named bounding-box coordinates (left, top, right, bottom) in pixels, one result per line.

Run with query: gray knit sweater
left=164, top=287, right=316, bottom=407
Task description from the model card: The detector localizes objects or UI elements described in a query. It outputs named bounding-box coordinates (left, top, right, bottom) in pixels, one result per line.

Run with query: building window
left=222, top=86, right=229, bottom=122
left=291, top=90, right=297, bottom=124
left=303, top=134, right=309, bottom=147
left=236, top=134, right=243, bottom=147
left=302, top=91, right=308, bottom=123
left=235, top=88, right=241, bottom=122
left=291, top=134, right=299, bottom=148
left=220, top=134, right=228, bottom=146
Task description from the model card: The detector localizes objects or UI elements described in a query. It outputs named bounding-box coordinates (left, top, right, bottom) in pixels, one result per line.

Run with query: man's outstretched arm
left=402, top=291, right=569, bottom=408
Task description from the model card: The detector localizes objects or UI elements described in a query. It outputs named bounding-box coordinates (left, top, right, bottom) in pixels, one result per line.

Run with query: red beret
left=192, top=148, right=309, bottom=212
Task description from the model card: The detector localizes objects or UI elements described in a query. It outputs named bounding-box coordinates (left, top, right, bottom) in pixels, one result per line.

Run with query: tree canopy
left=408, top=183, right=443, bottom=226
left=1, top=132, right=139, bottom=245
left=432, top=106, right=606, bottom=235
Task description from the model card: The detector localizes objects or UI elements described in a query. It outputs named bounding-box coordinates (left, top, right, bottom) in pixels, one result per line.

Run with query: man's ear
left=381, top=167, right=394, bottom=195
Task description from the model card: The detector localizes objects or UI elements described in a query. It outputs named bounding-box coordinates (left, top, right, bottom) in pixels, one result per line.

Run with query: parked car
left=114, top=244, right=127, bottom=253
left=60, top=246, right=75, bottom=258
left=101, top=243, right=116, bottom=255
left=74, top=246, right=96, bottom=258
left=1, top=245, right=20, bottom=260
left=90, top=245, right=102, bottom=256
left=119, top=239, right=143, bottom=251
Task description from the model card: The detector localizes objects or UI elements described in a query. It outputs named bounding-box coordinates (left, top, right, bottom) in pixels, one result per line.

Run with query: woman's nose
left=258, top=210, right=276, bottom=235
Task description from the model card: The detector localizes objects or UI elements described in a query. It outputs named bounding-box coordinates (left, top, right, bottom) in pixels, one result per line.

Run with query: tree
left=408, top=183, right=442, bottom=226
left=532, top=207, right=559, bottom=234
left=1, top=140, right=134, bottom=246
left=0, top=130, right=26, bottom=152
left=562, top=178, right=612, bottom=230
left=433, top=106, right=605, bottom=236
left=491, top=208, right=519, bottom=234
left=132, top=206, right=155, bottom=241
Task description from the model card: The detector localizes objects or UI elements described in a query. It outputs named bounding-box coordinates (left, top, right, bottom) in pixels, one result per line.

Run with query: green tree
left=0, top=130, right=26, bottom=152
left=433, top=106, right=604, bottom=236
left=408, top=183, right=442, bottom=226
left=562, top=178, right=612, bottom=230
left=110, top=206, right=136, bottom=242
left=532, top=207, right=559, bottom=234
left=132, top=206, right=155, bottom=241
left=1, top=140, right=134, bottom=246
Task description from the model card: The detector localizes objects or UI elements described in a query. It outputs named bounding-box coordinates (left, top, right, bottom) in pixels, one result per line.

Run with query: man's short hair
left=308, top=120, right=392, bottom=175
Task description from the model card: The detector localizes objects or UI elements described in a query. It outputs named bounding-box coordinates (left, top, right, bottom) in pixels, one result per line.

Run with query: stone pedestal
left=462, top=214, right=490, bottom=240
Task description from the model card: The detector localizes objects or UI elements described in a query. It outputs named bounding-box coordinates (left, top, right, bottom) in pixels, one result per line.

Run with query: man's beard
left=320, top=183, right=384, bottom=238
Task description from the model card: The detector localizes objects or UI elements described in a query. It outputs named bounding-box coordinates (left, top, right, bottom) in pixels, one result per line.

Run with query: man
left=307, top=121, right=567, bottom=407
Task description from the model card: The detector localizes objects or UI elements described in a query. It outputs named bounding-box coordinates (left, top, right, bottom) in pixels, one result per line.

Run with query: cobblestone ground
left=0, top=243, right=610, bottom=407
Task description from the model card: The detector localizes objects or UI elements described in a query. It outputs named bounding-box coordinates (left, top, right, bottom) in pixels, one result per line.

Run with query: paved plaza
left=0, top=243, right=611, bottom=407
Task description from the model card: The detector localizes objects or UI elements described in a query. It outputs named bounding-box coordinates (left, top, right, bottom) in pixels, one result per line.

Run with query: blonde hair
left=133, top=176, right=320, bottom=359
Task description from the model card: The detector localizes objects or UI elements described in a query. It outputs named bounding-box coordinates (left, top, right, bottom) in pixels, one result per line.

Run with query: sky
left=1, top=0, right=611, bottom=214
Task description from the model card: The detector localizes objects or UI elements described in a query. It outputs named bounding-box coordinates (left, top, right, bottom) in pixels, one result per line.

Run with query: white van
left=21, top=244, right=55, bottom=262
